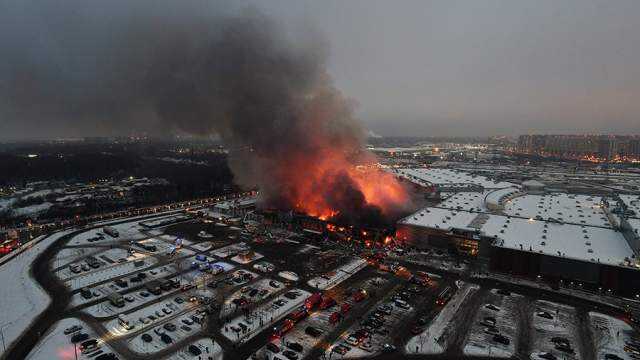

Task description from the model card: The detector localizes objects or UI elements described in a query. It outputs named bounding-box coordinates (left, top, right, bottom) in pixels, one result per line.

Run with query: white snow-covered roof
left=399, top=207, right=481, bottom=232
left=436, top=191, right=491, bottom=212
left=482, top=216, right=632, bottom=267
left=394, top=168, right=516, bottom=189
left=619, top=194, right=640, bottom=216
left=484, top=187, right=522, bottom=209
left=522, top=179, right=546, bottom=188
left=400, top=207, right=635, bottom=267
left=627, top=218, right=640, bottom=237
left=502, top=193, right=611, bottom=228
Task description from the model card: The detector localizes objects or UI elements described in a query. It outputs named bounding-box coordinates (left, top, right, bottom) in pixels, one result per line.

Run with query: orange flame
left=282, top=146, right=409, bottom=221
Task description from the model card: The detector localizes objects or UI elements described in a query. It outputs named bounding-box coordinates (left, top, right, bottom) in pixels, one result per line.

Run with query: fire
left=278, top=144, right=409, bottom=222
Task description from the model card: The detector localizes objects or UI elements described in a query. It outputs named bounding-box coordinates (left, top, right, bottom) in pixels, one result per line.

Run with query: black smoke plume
left=0, top=0, right=409, bottom=224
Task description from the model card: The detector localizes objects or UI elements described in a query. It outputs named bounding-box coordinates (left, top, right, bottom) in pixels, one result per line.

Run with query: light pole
left=0, top=323, right=6, bottom=353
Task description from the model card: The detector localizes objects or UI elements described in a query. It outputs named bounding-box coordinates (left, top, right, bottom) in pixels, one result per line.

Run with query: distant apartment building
left=517, top=134, right=640, bottom=161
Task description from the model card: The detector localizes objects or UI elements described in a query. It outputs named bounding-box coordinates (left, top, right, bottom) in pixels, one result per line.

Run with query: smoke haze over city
left=1, top=0, right=640, bottom=140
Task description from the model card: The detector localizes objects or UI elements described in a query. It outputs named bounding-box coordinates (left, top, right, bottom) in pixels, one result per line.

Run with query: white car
left=345, top=336, right=360, bottom=346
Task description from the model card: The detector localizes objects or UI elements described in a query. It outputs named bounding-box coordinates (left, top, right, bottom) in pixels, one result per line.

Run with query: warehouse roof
left=399, top=208, right=635, bottom=268
left=502, top=193, right=611, bottom=228
left=394, top=168, right=516, bottom=189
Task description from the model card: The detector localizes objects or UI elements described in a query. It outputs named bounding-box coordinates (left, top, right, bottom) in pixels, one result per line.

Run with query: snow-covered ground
left=13, top=202, right=53, bottom=216
left=82, top=270, right=202, bottom=317
left=230, top=252, right=264, bottom=264
left=249, top=277, right=391, bottom=360
left=530, top=300, right=582, bottom=360
left=211, top=243, right=250, bottom=258
left=405, top=282, right=478, bottom=355
left=0, top=230, right=72, bottom=358
left=307, top=258, right=367, bottom=290
left=220, top=278, right=284, bottom=317
left=590, top=312, right=637, bottom=360
left=61, top=256, right=159, bottom=290
left=462, top=289, right=523, bottom=358
left=124, top=309, right=207, bottom=355
left=192, top=241, right=213, bottom=251
left=26, top=317, right=117, bottom=360
left=106, top=299, right=201, bottom=339
left=165, top=338, right=223, bottom=360
left=337, top=296, right=413, bottom=358
left=221, top=288, right=312, bottom=343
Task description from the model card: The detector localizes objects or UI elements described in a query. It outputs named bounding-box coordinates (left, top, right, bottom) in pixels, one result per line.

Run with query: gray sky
left=1, top=0, right=639, bottom=139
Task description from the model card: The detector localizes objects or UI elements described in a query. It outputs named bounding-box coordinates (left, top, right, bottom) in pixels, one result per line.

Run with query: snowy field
left=26, top=317, right=117, bottom=360
left=211, top=243, right=250, bottom=258
left=165, top=338, right=223, bottom=360
left=106, top=299, right=201, bottom=339
left=82, top=269, right=204, bottom=317
left=590, top=312, right=638, bottom=360
left=221, top=288, right=311, bottom=343
left=125, top=308, right=206, bottom=354
left=463, top=289, right=523, bottom=358
left=220, top=278, right=284, bottom=317
left=61, top=256, right=158, bottom=290
left=405, top=282, right=478, bottom=355
left=530, top=300, right=582, bottom=360
left=0, top=230, right=72, bottom=358
left=307, top=258, right=367, bottom=290
left=192, top=241, right=213, bottom=251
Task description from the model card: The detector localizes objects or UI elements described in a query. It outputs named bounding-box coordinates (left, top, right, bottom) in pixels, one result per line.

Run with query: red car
left=341, top=303, right=352, bottom=314
left=329, top=312, right=342, bottom=324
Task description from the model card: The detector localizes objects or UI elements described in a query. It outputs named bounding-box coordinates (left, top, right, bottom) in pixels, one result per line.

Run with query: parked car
left=188, top=345, right=202, bottom=356
left=287, top=342, right=303, bottom=352
left=266, top=342, right=280, bottom=353
left=282, top=350, right=298, bottom=360
left=71, top=333, right=89, bottom=343
left=382, top=344, right=397, bottom=353
left=64, top=325, right=83, bottom=335
left=160, top=333, right=172, bottom=344
left=493, top=334, right=510, bottom=345
left=536, top=311, right=553, bottom=319
left=305, top=326, right=323, bottom=337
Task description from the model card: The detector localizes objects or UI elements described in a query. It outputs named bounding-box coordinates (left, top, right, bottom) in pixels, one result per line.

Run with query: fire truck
left=304, top=293, right=323, bottom=310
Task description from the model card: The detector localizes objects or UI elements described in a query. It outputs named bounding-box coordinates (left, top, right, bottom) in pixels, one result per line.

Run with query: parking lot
left=16, top=204, right=637, bottom=360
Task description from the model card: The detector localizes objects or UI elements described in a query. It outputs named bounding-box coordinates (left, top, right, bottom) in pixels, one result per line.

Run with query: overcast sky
left=1, top=0, right=639, bottom=139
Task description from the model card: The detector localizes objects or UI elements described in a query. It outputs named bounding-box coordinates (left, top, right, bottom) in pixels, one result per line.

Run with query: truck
left=353, top=289, right=367, bottom=302
left=436, top=286, right=453, bottom=306
left=118, top=315, right=134, bottom=330
left=145, top=280, right=162, bottom=295
left=319, top=296, right=337, bottom=310
left=329, top=311, right=342, bottom=324
left=286, top=307, right=308, bottom=323
left=107, top=292, right=125, bottom=307
left=271, top=319, right=295, bottom=339
left=304, top=293, right=323, bottom=310
left=103, top=226, right=119, bottom=238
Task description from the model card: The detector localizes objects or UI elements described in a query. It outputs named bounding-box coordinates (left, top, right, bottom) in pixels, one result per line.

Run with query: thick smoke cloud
left=0, top=0, right=406, bottom=224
